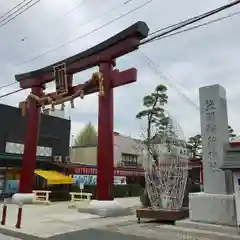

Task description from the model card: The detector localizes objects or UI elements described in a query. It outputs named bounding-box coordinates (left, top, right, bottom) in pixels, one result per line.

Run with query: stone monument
left=189, top=84, right=237, bottom=226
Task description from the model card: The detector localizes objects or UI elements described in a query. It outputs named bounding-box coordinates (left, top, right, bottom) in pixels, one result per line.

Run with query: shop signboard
left=74, top=167, right=144, bottom=176
left=73, top=175, right=126, bottom=185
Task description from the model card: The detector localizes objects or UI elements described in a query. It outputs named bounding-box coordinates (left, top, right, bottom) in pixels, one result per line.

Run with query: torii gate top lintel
left=15, top=21, right=149, bottom=89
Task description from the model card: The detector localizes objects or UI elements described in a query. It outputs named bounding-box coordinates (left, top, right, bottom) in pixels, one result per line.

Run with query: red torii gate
left=15, top=21, right=149, bottom=200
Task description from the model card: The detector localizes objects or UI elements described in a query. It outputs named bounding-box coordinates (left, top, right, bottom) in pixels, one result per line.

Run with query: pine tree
left=136, top=84, right=169, bottom=159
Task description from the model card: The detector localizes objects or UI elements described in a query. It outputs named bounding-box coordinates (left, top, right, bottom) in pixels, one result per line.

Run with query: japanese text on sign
left=204, top=99, right=219, bottom=172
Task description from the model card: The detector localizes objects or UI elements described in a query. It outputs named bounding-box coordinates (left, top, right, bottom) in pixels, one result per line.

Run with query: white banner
left=5, top=142, right=52, bottom=156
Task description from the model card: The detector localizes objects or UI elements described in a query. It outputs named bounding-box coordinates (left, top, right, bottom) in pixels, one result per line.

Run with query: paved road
left=49, top=229, right=159, bottom=240
left=0, top=234, right=20, bottom=239
left=0, top=229, right=159, bottom=240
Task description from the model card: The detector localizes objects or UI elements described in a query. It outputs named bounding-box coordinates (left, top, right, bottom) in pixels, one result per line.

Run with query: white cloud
left=0, top=0, right=240, bottom=141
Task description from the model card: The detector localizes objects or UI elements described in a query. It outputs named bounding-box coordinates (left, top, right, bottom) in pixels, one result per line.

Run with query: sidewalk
left=0, top=197, right=140, bottom=238
left=0, top=197, right=235, bottom=240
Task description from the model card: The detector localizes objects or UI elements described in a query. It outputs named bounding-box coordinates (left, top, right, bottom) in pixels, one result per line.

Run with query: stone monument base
left=77, top=200, right=132, bottom=217
left=156, top=220, right=240, bottom=240
left=189, top=192, right=236, bottom=226
left=176, top=218, right=240, bottom=235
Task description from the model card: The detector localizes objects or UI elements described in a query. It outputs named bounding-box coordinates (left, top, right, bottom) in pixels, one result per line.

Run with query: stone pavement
left=0, top=197, right=240, bottom=239
left=0, top=197, right=142, bottom=239
left=0, top=216, right=215, bottom=240
left=0, top=219, right=221, bottom=240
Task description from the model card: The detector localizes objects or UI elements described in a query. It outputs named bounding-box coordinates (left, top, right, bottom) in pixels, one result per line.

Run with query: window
left=121, top=153, right=138, bottom=167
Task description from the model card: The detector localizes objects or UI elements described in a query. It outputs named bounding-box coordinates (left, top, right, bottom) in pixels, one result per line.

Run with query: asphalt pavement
left=0, top=229, right=160, bottom=240
left=49, top=229, right=158, bottom=240
left=0, top=233, right=20, bottom=240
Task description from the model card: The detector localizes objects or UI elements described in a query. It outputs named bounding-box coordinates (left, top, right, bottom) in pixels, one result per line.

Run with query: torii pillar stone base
left=189, top=84, right=236, bottom=226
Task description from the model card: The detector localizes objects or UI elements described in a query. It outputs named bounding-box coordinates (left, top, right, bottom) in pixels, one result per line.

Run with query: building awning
left=34, top=170, right=74, bottom=185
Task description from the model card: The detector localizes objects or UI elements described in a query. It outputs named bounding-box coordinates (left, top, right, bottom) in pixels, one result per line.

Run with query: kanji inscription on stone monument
left=199, top=84, right=230, bottom=194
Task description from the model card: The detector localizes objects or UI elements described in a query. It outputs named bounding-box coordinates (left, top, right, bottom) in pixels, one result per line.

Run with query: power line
left=139, top=51, right=200, bottom=111
left=0, top=0, right=38, bottom=24
left=147, top=10, right=209, bottom=37
left=15, top=0, right=152, bottom=66
left=18, top=0, right=133, bottom=44
left=0, top=0, right=40, bottom=29
left=140, top=0, right=240, bottom=46
left=150, top=10, right=240, bottom=43
left=0, top=89, right=24, bottom=99
left=0, top=82, right=18, bottom=90
left=19, top=0, right=86, bottom=42
left=74, top=0, right=134, bottom=31
left=150, top=62, right=193, bottom=95
left=0, top=0, right=27, bottom=20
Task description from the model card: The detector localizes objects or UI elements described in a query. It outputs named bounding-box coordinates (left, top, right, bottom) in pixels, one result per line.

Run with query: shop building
left=71, top=132, right=143, bottom=167
left=0, top=104, right=71, bottom=196
left=70, top=132, right=202, bottom=186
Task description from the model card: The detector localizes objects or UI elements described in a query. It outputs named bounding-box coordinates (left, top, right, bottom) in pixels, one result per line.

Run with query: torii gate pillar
left=97, top=62, right=114, bottom=200
left=19, top=87, right=43, bottom=193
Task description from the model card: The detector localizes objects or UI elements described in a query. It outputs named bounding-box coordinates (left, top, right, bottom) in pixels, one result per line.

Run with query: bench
left=69, top=192, right=92, bottom=202
left=32, top=190, right=51, bottom=204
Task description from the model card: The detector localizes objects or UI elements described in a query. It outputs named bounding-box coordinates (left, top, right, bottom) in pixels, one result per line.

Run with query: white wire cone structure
left=137, top=113, right=189, bottom=210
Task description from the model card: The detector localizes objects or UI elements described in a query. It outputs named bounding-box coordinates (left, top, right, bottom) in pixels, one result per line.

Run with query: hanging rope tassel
left=19, top=95, right=33, bottom=117
left=93, top=72, right=104, bottom=97
left=99, top=73, right=104, bottom=97
left=19, top=101, right=27, bottom=117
